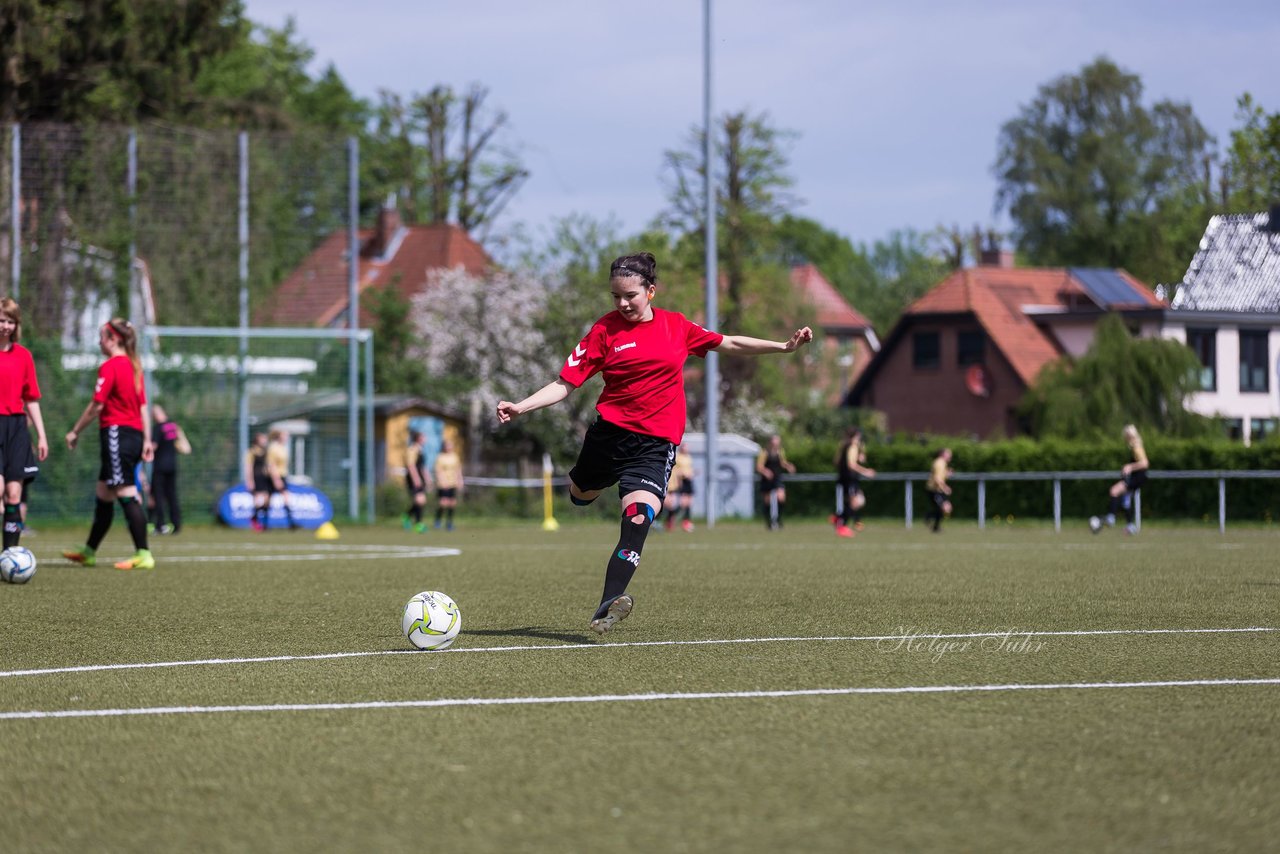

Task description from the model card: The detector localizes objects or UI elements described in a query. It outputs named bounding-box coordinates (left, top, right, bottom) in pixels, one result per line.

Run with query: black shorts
left=437, top=487, right=458, bottom=500
left=99, top=425, right=144, bottom=487
left=1124, top=470, right=1148, bottom=491
left=926, top=488, right=948, bottom=510
left=569, top=419, right=675, bottom=501
left=0, top=413, right=39, bottom=484
left=405, top=475, right=427, bottom=497
left=677, top=480, right=694, bottom=497
left=760, top=477, right=782, bottom=495
left=253, top=474, right=273, bottom=494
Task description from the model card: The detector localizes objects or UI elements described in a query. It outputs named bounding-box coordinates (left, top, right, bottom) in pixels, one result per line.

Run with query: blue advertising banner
left=218, top=483, right=335, bottom=530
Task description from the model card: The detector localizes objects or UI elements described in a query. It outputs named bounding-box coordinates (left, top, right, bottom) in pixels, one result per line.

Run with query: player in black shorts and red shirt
left=0, top=298, right=49, bottom=550
left=63, top=318, right=156, bottom=570
left=497, top=252, right=812, bottom=634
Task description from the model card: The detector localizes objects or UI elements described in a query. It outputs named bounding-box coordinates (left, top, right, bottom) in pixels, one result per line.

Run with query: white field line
left=153, top=548, right=461, bottom=564
left=1, top=626, right=1274, bottom=680
left=3, top=677, right=1279, bottom=721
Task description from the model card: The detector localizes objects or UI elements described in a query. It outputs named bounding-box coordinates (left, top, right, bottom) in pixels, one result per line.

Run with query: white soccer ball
left=402, top=590, right=461, bottom=650
left=0, top=546, right=37, bottom=583
left=1088, top=516, right=1102, bottom=534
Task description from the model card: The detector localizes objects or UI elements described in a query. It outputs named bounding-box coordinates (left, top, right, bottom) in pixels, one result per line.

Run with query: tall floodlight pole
left=237, top=132, right=250, bottom=462
left=347, top=136, right=360, bottom=520
left=10, top=125, right=19, bottom=299
left=702, top=0, right=720, bottom=528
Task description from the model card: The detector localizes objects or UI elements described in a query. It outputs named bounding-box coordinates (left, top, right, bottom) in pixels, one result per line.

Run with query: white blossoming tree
left=409, top=266, right=577, bottom=466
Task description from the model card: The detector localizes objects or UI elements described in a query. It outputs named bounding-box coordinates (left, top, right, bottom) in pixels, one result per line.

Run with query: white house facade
left=1159, top=209, right=1280, bottom=444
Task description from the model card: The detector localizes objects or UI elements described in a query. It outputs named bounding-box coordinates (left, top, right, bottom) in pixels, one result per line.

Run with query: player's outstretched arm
left=496, top=379, right=574, bottom=425
left=716, top=326, right=813, bottom=355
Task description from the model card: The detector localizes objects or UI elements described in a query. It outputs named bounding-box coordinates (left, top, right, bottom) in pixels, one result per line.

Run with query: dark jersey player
left=497, top=252, right=812, bottom=635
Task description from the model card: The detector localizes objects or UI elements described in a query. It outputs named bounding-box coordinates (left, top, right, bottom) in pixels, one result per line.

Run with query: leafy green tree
left=994, top=57, right=1213, bottom=285
left=193, top=17, right=368, bottom=131
left=1, top=0, right=245, bottom=123
left=1221, top=93, right=1280, bottom=211
left=364, top=85, right=528, bottom=237
left=1018, top=314, right=1214, bottom=439
left=773, top=217, right=948, bottom=335
left=661, top=110, right=801, bottom=404
left=367, top=283, right=430, bottom=395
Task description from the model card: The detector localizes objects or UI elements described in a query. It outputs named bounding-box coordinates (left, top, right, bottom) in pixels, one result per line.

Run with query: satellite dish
left=965, top=364, right=990, bottom=397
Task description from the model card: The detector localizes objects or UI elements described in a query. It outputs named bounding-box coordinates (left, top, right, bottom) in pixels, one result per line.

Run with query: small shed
left=679, top=432, right=762, bottom=519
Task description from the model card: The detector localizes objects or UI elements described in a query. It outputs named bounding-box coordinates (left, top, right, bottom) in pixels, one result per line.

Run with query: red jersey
left=0, top=344, right=40, bottom=415
left=93, top=354, right=147, bottom=430
left=559, top=307, right=723, bottom=444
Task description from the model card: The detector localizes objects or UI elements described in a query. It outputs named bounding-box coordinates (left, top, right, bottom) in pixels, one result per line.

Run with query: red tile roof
left=789, top=264, right=873, bottom=331
left=904, top=266, right=1161, bottom=385
left=260, top=223, right=490, bottom=327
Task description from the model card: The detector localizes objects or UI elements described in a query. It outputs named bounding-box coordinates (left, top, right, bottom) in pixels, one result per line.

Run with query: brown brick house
left=845, top=258, right=1163, bottom=437
left=260, top=201, right=490, bottom=327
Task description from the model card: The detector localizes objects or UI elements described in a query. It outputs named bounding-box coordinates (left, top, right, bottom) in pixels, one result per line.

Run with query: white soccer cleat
left=590, top=594, right=634, bottom=635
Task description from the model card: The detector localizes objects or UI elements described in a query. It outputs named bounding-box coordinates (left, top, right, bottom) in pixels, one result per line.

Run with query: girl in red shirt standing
left=497, top=253, right=812, bottom=634
left=63, top=319, right=156, bottom=570
left=0, top=298, right=48, bottom=550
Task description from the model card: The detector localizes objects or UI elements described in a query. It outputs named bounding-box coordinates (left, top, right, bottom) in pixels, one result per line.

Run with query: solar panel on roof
left=1069, top=268, right=1145, bottom=306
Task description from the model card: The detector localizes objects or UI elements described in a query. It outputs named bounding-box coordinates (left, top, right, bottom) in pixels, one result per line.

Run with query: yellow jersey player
left=433, top=439, right=463, bottom=531
left=924, top=447, right=953, bottom=533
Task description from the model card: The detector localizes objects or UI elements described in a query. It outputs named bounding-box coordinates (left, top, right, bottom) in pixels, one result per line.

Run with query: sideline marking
left=2, top=677, right=1278, bottom=720
left=1, top=626, right=1274, bottom=679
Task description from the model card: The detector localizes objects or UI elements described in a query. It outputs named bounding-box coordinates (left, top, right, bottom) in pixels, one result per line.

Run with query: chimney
left=368, top=193, right=401, bottom=258
left=979, top=248, right=1014, bottom=268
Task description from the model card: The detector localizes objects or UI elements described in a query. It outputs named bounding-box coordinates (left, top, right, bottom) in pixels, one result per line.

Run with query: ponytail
left=106, top=317, right=143, bottom=394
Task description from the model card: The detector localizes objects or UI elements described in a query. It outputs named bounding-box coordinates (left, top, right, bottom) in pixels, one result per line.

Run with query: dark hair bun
left=610, top=252, right=657, bottom=284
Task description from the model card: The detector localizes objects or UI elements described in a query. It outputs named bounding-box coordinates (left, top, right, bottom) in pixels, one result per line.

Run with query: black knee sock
left=119, top=496, right=149, bottom=550
left=680, top=504, right=692, bottom=522
left=409, top=504, right=421, bottom=523
left=597, top=503, right=654, bottom=616
left=88, top=499, right=115, bottom=549
left=1108, top=494, right=1120, bottom=516
left=1124, top=491, right=1136, bottom=525
left=3, top=504, right=21, bottom=548
left=445, top=507, right=454, bottom=525
left=435, top=507, right=444, bottom=524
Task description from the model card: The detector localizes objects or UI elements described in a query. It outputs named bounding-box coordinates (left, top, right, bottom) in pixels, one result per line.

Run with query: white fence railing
left=468, top=470, right=1280, bottom=533
left=783, top=470, right=1280, bottom=533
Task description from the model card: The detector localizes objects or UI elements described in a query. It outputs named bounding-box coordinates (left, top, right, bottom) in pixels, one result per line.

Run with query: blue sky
left=244, top=0, right=1280, bottom=249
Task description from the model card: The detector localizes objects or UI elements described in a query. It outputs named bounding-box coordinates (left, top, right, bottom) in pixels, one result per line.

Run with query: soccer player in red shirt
left=63, top=318, right=156, bottom=570
left=496, top=252, right=812, bottom=634
left=0, top=298, right=48, bottom=550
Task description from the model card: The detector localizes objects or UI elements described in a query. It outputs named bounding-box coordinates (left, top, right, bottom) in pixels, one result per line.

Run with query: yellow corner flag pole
left=541, top=452, right=560, bottom=531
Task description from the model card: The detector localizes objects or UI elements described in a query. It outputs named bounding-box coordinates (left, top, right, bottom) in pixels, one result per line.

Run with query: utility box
left=679, top=432, right=761, bottom=520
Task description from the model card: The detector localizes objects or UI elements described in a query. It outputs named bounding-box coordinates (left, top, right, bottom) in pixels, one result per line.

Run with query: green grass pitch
left=1, top=519, right=1278, bottom=852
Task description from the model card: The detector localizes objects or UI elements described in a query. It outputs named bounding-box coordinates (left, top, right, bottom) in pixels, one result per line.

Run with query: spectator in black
left=149, top=403, right=191, bottom=534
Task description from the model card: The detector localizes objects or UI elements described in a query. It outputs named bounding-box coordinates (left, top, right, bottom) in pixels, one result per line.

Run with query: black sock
left=88, top=499, right=114, bottom=550
left=680, top=505, right=692, bottom=522
left=1108, top=494, right=1120, bottom=516
left=1124, top=492, right=1136, bottom=525
left=597, top=503, right=654, bottom=616
left=3, top=504, right=21, bottom=548
left=445, top=507, right=454, bottom=525
left=119, top=496, right=149, bottom=550
left=409, top=504, right=421, bottom=523
left=435, top=507, right=444, bottom=525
